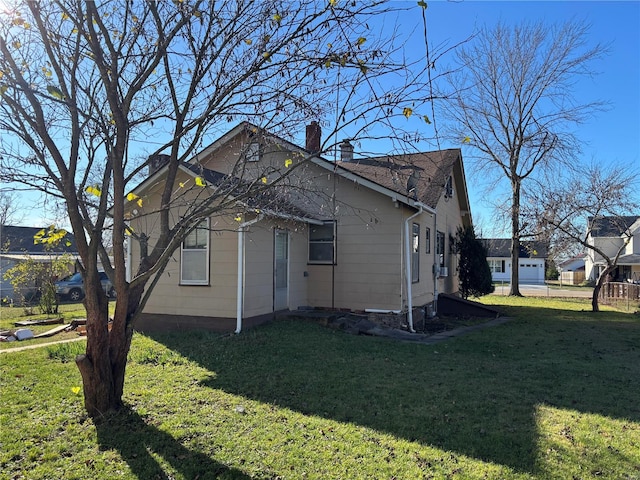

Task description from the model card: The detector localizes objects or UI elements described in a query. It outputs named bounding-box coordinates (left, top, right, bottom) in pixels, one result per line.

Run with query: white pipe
left=404, top=206, right=423, bottom=333
left=236, top=215, right=264, bottom=334
left=433, top=212, right=438, bottom=316
left=365, top=309, right=402, bottom=314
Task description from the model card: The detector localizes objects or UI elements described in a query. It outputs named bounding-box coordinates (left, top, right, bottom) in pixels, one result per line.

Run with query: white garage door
left=519, top=262, right=542, bottom=283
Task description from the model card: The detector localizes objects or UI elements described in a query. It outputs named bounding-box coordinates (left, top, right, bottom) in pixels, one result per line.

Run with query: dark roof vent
left=148, top=154, right=170, bottom=176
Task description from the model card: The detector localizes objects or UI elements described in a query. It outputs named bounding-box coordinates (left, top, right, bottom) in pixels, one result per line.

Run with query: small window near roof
left=445, top=175, right=454, bottom=199
left=247, top=142, right=260, bottom=162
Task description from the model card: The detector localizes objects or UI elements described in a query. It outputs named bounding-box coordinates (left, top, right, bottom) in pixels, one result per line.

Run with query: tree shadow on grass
left=146, top=311, right=640, bottom=474
left=94, top=406, right=252, bottom=480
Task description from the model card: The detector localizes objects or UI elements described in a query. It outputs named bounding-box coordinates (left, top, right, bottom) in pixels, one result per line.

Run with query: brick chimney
left=340, top=139, right=354, bottom=162
left=305, top=121, right=321, bottom=154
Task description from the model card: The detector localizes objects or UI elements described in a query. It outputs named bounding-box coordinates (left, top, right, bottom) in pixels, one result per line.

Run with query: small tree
left=3, top=253, right=72, bottom=314
left=455, top=225, right=494, bottom=299
left=526, top=163, right=639, bottom=311
left=545, top=262, right=559, bottom=281
left=3, top=258, right=39, bottom=314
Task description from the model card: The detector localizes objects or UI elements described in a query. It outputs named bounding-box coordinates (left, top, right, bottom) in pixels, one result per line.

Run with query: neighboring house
left=482, top=239, right=548, bottom=285
left=0, top=225, right=79, bottom=303
left=584, top=216, right=640, bottom=283
left=557, top=254, right=586, bottom=285
left=126, top=122, right=473, bottom=333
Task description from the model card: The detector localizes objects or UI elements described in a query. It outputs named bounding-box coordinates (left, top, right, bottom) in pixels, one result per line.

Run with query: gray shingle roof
left=482, top=238, right=548, bottom=259
left=1, top=225, right=79, bottom=254
left=183, top=164, right=322, bottom=222
left=336, top=149, right=462, bottom=209
left=588, top=216, right=640, bottom=237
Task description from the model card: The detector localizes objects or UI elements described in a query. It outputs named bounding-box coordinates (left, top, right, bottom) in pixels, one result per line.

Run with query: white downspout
left=404, top=206, right=423, bottom=333
left=433, top=212, right=438, bottom=316
left=236, top=215, right=264, bottom=334
left=125, top=233, right=132, bottom=283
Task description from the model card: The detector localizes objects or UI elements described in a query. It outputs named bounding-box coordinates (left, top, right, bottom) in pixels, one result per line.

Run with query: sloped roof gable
left=588, top=216, right=640, bottom=237
left=182, top=164, right=322, bottom=223
left=335, top=149, right=462, bottom=210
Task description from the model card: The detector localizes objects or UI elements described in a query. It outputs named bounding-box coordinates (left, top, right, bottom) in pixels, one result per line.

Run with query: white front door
left=274, top=230, right=289, bottom=311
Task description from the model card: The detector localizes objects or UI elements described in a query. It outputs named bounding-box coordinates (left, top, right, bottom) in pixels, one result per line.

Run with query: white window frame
left=489, top=259, right=505, bottom=273
left=436, top=230, right=445, bottom=267
left=247, top=142, right=260, bottom=162
left=412, top=223, right=420, bottom=283
left=308, top=221, right=336, bottom=264
left=181, top=219, right=210, bottom=285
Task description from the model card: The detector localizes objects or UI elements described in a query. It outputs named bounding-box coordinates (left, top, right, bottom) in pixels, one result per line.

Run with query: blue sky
left=409, top=0, right=640, bottom=235
left=6, top=1, right=640, bottom=232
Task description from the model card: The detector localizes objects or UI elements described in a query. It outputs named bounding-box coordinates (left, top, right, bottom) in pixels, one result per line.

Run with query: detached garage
left=482, top=239, right=548, bottom=285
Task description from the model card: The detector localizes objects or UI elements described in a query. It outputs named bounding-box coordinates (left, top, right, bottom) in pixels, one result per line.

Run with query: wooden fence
left=599, top=282, right=640, bottom=312
left=560, top=271, right=585, bottom=285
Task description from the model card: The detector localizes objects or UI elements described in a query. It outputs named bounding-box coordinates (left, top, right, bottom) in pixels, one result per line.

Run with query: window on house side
left=489, top=259, right=505, bottom=273
left=309, top=221, right=336, bottom=264
left=247, top=142, right=260, bottom=162
left=425, top=227, right=431, bottom=254
left=181, top=219, right=209, bottom=285
left=412, top=223, right=420, bottom=283
left=436, top=231, right=445, bottom=267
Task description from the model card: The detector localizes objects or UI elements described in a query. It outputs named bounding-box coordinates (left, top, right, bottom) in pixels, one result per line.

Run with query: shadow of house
left=145, top=308, right=640, bottom=475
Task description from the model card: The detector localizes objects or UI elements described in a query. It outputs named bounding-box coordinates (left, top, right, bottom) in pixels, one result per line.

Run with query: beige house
left=127, top=122, right=473, bottom=333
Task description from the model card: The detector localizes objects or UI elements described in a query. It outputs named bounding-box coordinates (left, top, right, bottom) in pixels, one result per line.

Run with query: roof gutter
left=236, top=214, right=264, bottom=334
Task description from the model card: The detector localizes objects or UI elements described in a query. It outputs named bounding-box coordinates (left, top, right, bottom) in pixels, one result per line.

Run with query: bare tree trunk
left=75, top=277, right=146, bottom=417
left=591, top=265, right=614, bottom=313
left=75, top=282, right=117, bottom=417
left=509, top=180, right=522, bottom=296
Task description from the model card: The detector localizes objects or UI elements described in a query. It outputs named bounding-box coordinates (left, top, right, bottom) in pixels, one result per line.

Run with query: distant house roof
left=336, top=149, right=462, bottom=210
left=558, top=254, right=587, bottom=269
left=617, top=253, right=640, bottom=266
left=588, top=216, right=640, bottom=237
left=481, top=239, right=548, bottom=259
left=1, top=225, right=79, bottom=255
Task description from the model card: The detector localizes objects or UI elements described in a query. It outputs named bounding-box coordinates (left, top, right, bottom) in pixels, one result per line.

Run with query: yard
left=0, top=302, right=116, bottom=350
left=1, top=297, right=639, bottom=479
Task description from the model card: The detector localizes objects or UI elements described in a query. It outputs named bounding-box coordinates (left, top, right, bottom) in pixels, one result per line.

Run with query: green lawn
left=1, top=297, right=638, bottom=479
